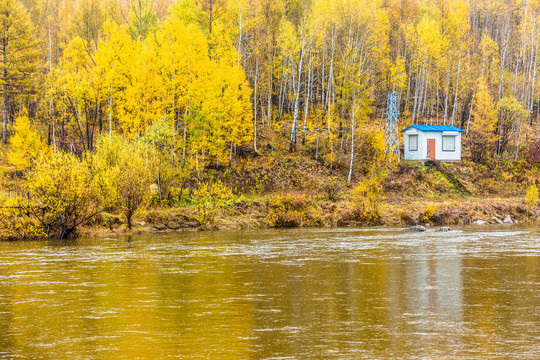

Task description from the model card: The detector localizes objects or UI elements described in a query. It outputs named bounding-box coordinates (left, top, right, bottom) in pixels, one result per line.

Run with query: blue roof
left=401, top=125, right=465, bottom=133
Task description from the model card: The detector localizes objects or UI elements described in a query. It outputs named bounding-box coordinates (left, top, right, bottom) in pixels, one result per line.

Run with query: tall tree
left=0, top=0, right=39, bottom=143
left=467, top=80, right=497, bottom=163
left=122, top=0, right=157, bottom=39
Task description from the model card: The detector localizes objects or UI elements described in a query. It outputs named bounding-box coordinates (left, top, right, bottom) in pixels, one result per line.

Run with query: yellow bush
left=265, top=193, right=312, bottom=228
left=0, top=194, right=44, bottom=240
left=193, top=179, right=233, bottom=226
left=355, top=126, right=387, bottom=176
left=525, top=184, right=539, bottom=213
left=352, top=175, right=384, bottom=214
left=421, top=204, right=438, bottom=223
left=27, top=152, right=100, bottom=238
left=93, top=135, right=153, bottom=229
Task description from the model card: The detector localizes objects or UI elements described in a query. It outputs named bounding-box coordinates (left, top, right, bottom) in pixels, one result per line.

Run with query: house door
left=427, top=139, right=435, bottom=160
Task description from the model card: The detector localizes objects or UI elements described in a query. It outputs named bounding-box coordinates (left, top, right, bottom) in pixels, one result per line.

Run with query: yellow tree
left=93, top=21, right=133, bottom=137
left=93, top=135, right=152, bottom=230
left=206, top=21, right=252, bottom=165
left=7, top=111, right=49, bottom=170
left=116, top=37, right=163, bottom=137
left=0, top=0, right=40, bottom=143
left=495, top=96, right=527, bottom=156
left=155, top=5, right=252, bottom=170
left=28, top=151, right=101, bottom=238
left=155, top=5, right=211, bottom=159
left=467, top=80, right=497, bottom=163
left=55, top=36, right=99, bottom=151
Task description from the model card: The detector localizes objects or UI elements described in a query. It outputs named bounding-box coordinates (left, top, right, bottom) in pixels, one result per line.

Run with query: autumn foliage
left=2, top=0, right=540, bottom=237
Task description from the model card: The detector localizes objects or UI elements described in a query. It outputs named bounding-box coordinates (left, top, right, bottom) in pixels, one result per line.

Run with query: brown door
left=427, top=139, right=435, bottom=160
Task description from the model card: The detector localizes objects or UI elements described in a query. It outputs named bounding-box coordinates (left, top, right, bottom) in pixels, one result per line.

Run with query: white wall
left=403, top=128, right=422, bottom=161
left=403, top=129, right=461, bottom=161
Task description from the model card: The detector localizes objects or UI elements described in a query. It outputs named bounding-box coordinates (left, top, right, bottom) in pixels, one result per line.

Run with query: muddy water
left=0, top=227, right=538, bottom=359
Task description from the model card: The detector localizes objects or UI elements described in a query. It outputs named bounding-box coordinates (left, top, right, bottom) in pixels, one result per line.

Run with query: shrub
left=525, top=140, right=540, bottom=165
left=0, top=195, right=44, bottom=240
left=525, top=184, right=539, bottom=214
left=346, top=175, right=387, bottom=226
left=27, top=152, right=101, bottom=238
left=355, top=126, right=387, bottom=175
left=352, top=175, right=384, bottom=214
left=324, top=176, right=342, bottom=202
left=340, top=208, right=382, bottom=226
left=266, top=193, right=312, bottom=228
left=193, top=179, right=233, bottom=226
left=421, top=204, right=438, bottom=223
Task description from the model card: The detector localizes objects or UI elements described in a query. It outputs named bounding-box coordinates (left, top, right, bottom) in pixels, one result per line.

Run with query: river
left=0, top=226, right=538, bottom=359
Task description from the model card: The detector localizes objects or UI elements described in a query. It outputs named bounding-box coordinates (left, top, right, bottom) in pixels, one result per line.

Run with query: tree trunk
left=412, top=67, right=420, bottom=124
left=347, top=93, right=356, bottom=185
left=126, top=209, right=133, bottom=230
left=2, top=84, right=7, bottom=144
left=290, top=32, right=306, bottom=152
left=253, top=61, right=259, bottom=154
left=267, top=55, right=273, bottom=127
left=302, top=57, right=312, bottom=145
left=451, top=47, right=462, bottom=126
left=444, top=73, right=450, bottom=125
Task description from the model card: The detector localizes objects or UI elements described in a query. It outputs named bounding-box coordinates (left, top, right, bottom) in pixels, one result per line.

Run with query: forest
left=2, top=0, right=540, bottom=239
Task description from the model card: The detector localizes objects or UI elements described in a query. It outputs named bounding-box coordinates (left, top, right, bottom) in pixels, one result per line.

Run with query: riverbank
left=78, top=195, right=530, bottom=238
left=2, top=143, right=539, bottom=240
left=78, top=155, right=537, bottom=237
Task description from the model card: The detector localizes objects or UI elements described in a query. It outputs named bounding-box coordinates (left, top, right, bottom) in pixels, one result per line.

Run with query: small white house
left=401, top=125, right=464, bottom=162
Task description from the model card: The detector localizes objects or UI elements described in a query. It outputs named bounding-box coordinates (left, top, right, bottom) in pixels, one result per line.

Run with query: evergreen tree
left=0, top=0, right=39, bottom=143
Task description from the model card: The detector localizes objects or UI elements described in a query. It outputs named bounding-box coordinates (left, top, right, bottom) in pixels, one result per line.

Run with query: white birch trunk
left=347, top=93, right=356, bottom=185
left=290, top=29, right=306, bottom=152
left=451, top=47, right=462, bottom=126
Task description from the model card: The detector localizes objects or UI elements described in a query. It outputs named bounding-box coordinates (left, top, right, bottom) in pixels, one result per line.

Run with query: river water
left=0, top=227, right=538, bottom=359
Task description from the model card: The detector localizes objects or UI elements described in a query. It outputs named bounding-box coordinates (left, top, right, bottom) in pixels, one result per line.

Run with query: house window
left=409, top=135, right=418, bottom=151
left=442, top=135, right=455, bottom=151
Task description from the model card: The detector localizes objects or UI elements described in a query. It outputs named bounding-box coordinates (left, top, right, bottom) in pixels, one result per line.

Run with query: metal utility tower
left=385, top=91, right=400, bottom=162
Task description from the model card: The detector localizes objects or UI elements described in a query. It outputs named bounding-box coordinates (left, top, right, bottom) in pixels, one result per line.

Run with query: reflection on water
left=0, top=227, right=538, bottom=359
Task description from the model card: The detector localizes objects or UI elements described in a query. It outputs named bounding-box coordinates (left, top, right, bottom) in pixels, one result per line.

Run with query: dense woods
left=3, top=0, right=540, bottom=238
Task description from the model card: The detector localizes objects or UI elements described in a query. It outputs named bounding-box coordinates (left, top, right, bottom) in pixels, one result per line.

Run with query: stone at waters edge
left=472, top=220, right=488, bottom=225
left=436, top=227, right=452, bottom=232
left=490, top=217, right=504, bottom=224
left=503, top=215, right=513, bottom=224
left=402, top=225, right=426, bottom=232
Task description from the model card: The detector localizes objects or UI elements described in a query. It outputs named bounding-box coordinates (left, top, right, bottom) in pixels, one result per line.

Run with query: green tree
left=146, top=118, right=179, bottom=203
left=0, top=0, right=39, bottom=143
